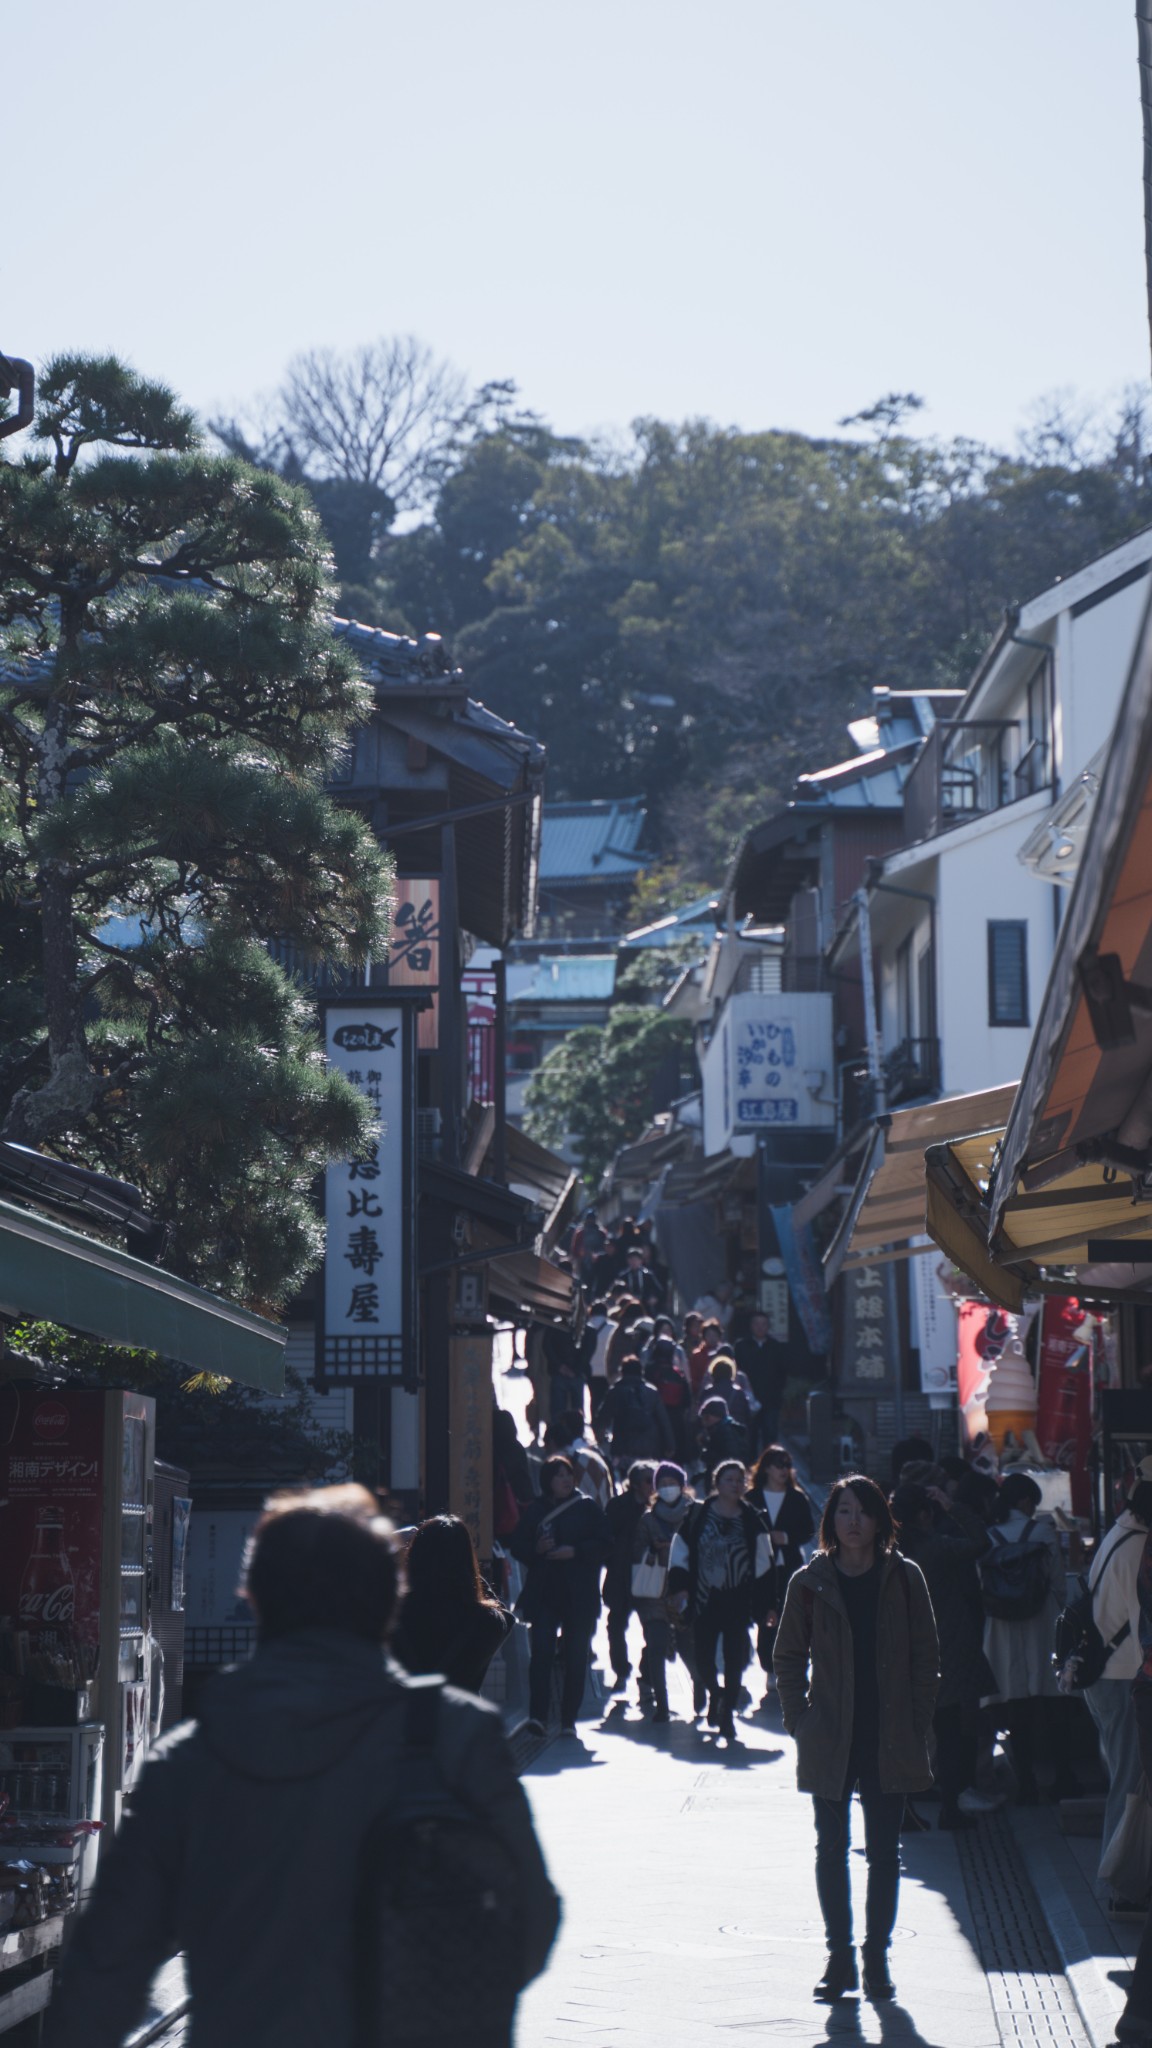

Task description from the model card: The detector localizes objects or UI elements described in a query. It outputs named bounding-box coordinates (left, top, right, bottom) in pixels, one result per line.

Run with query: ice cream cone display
left=984, top=1330, right=1037, bottom=1456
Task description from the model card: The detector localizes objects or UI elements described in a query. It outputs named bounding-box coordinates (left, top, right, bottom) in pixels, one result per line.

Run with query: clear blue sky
left=5, top=0, right=1147, bottom=450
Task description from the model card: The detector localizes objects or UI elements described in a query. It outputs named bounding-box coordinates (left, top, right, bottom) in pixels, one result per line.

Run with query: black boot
left=814, top=1949, right=858, bottom=2002
left=706, top=1690, right=722, bottom=1727
left=861, top=1945, right=895, bottom=2000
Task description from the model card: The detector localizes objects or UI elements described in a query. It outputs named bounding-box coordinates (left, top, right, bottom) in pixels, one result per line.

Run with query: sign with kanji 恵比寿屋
left=839, top=1264, right=891, bottom=1386
left=320, top=1003, right=411, bottom=1382
left=388, top=878, right=440, bottom=1050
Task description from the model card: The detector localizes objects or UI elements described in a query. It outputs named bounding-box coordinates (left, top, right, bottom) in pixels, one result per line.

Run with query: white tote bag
left=631, top=1550, right=668, bottom=1599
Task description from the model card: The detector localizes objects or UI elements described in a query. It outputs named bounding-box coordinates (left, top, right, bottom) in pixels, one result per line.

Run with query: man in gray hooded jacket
left=45, top=1484, right=559, bottom=2048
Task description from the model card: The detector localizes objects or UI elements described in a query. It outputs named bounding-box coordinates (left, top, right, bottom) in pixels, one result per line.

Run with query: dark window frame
left=987, top=920, right=1029, bottom=1028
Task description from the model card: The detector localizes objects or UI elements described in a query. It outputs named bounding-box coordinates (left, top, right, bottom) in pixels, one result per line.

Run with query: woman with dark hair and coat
left=392, top=1514, right=514, bottom=1698
left=891, top=1480, right=994, bottom=1829
left=510, top=1457, right=611, bottom=1738
left=774, top=1474, right=939, bottom=2005
left=747, top=1445, right=816, bottom=1702
left=667, top=1460, right=771, bottom=1741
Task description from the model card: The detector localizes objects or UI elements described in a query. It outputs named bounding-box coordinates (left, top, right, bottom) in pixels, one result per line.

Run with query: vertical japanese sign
left=320, top=1001, right=413, bottom=1382
left=0, top=1384, right=106, bottom=1660
left=388, top=878, right=440, bottom=1051
left=839, top=1265, right=890, bottom=1385
left=449, top=1335, right=493, bottom=1560
left=910, top=1248, right=958, bottom=1397
left=1036, top=1296, right=1093, bottom=1518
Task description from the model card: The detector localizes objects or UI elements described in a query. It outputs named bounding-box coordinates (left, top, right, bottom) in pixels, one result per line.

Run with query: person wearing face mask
left=632, top=1463, right=696, bottom=1723
left=774, top=1475, right=938, bottom=2006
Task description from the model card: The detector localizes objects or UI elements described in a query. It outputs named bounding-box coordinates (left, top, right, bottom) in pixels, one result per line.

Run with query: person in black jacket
left=602, top=1461, right=656, bottom=1691
left=510, top=1457, right=612, bottom=1737
left=667, top=1461, right=771, bottom=1740
left=891, top=1480, right=995, bottom=1829
left=734, top=1312, right=789, bottom=1449
left=43, top=1485, right=559, bottom=2048
left=748, top=1446, right=816, bottom=1702
left=597, top=1353, right=673, bottom=1474
left=393, top=1514, right=514, bottom=1697
left=694, top=1396, right=749, bottom=1490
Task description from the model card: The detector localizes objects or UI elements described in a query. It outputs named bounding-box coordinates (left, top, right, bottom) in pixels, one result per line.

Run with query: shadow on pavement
left=594, top=1696, right=785, bottom=1767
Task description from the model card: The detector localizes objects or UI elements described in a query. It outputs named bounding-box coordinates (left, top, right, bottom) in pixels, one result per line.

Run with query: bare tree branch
left=278, top=336, right=467, bottom=509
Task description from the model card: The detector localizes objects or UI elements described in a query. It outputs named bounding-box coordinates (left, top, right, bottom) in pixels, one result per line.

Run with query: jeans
left=934, top=1701, right=978, bottom=1814
left=1086, top=1675, right=1143, bottom=1883
left=694, top=1590, right=751, bottom=1714
left=813, top=1775, right=904, bottom=1956
left=528, top=1614, right=593, bottom=1725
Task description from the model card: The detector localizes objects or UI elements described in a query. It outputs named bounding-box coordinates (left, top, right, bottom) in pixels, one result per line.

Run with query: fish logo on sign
left=332, top=1024, right=398, bottom=1052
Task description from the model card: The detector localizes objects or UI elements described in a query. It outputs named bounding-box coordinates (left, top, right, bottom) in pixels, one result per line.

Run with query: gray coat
left=44, top=1629, right=560, bottom=2048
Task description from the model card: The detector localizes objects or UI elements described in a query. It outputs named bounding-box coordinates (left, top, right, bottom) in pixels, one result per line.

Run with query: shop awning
left=462, top=1114, right=582, bottom=1250
left=0, top=1198, right=287, bottom=1392
left=487, top=1247, right=576, bottom=1322
left=961, top=583, right=1152, bottom=1304
left=823, top=1084, right=1019, bottom=1285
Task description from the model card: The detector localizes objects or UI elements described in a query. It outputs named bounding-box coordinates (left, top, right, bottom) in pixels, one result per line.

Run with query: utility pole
left=1140, top=2, right=1152, bottom=379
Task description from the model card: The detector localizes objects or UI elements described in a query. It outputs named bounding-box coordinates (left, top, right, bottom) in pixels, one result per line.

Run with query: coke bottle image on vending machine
left=19, top=1510, right=76, bottom=1631
left=0, top=1383, right=156, bottom=1832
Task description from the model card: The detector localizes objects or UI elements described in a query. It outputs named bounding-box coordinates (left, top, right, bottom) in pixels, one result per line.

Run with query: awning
left=462, top=1114, right=582, bottom=1249
left=823, top=1084, right=1018, bottom=1285
left=487, top=1248, right=576, bottom=1322
left=964, top=580, right=1152, bottom=1302
left=0, top=1198, right=287, bottom=1392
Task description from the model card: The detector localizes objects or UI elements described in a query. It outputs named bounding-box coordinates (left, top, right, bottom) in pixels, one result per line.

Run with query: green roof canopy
left=0, top=1198, right=286, bottom=1393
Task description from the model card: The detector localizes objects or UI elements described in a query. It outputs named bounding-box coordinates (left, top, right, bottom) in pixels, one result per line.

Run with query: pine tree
left=0, top=355, right=394, bottom=1311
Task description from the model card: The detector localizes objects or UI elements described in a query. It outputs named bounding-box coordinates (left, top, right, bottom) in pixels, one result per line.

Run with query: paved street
left=516, top=1635, right=1094, bottom=2048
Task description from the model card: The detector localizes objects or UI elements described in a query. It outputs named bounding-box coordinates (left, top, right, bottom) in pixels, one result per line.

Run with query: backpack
left=611, top=1377, right=651, bottom=1436
left=652, top=1363, right=689, bottom=1411
left=978, top=1520, right=1051, bottom=1622
left=1053, top=1529, right=1143, bottom=1689
left=354, top=1682, right=525, bottom=2046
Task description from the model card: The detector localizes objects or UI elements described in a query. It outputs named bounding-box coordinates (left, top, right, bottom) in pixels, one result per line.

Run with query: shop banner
left=910, top=1246, right=958, bottom=1398
left=1036, top=1296, right=1093, bottom=1518
left=956, top=1301, right=998, bottom=1445
left=0, top=1385, right=105, bottom=1657
left=449, top=1335, right=493, bottom=1560
left=388, top=878, right=440, bottom=1050
left=838, top=1263, right=891, bottom=1387
left=320, top=1001, right=412, bottom=1381
left=769, top=1204, right=832, bottom=1356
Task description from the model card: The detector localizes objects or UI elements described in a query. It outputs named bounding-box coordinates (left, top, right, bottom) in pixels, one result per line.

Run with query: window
left=988, top=921, right=1029, bottom=1027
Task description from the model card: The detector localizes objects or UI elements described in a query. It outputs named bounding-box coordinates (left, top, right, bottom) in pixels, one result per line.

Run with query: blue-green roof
left=516, top=956, right=618, bottom=1003
left=539, top=800, right=649, bottom=882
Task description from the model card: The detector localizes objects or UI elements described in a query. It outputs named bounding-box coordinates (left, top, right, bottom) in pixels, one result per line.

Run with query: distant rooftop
left=621, top=896, right=720, bottom=949
left=538, top=799, right=650, bottom=884
left=513, top=955, right=619, bottom=1003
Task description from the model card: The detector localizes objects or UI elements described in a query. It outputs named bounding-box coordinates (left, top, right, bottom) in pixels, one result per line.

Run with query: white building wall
left=1062, top=576, right=1150, bottom=782
left=935, top=812, right=1054, bottom=1096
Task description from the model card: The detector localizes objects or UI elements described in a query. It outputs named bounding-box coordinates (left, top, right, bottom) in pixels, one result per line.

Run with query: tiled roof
left=539, top=800, right=650, bottom=882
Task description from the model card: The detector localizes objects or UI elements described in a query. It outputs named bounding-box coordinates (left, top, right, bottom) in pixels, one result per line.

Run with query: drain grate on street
left=956, top=1814, right=1089, bottom=2047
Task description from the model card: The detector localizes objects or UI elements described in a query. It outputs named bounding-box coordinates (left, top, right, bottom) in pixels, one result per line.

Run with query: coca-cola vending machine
left=0, top=1384, right=156, bottom=1832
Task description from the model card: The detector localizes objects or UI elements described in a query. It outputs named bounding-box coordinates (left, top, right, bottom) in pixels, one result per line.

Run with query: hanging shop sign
left=769, top=1204, right=832, bottom=1356
left=1036, top=1296, right=1094, bottom=1518
left=388, top=878, right=440, bottom=1050
left=910, top=1246, right=958, bottom=1399
left=837, top=1263, right=891, bottom=1388
left=449, top=1335, right=493, bottom=1560
left=317, top=999, right=416, bottom=1385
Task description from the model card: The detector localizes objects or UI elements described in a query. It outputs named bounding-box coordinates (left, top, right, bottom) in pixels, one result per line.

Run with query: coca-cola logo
left=20, top=1586, right=75, bottom=1625
left=31, top=1401, right=70, bottom=1441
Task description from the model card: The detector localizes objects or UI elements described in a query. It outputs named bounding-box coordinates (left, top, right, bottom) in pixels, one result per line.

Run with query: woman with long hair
left=774, top=1475, right=938, bottom=2005
left=747, top=1445, right=816, bottom=1702
left=392, top=1514, right=514, bottom=1697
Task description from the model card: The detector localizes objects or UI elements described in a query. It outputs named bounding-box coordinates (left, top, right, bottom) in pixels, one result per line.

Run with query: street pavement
left=515, top=1626, right=1095, bottom=2048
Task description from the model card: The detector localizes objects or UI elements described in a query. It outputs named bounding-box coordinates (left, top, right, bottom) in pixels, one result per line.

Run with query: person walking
left=980, top=1470, right=1079, bottom=1803
left=668, top=1459, right=772, bottom=1740
left=774, top=1474, right=939, bottom=2004
left=633, top=1462, right=695, bottom=1723
left=697, top=1353, right=759, bottom=1433
left=597, top=1353, right=673, bottom=1475
left=1083, top=1474, right=1152, bottom=1899
left=747, top=1445, right=815, bottom=1703
left=43, top=1485, right=559, bottom=2048
left=393, top=1513, right=514, bottom=1697
left=510, top=1456, right=611, bottom=1738
left=734, top=1310, right=789, bottom=1449
left=694, top=1395, right=749, bottom=1490
left=603, top=1461, right=656, bottom=1693
left=890, top=1480, right=995, bottom=1829
left=645, top=1334, right=694, bottom=1460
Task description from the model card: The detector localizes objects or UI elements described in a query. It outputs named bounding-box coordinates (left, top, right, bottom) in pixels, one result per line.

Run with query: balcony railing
left=882, top=1036, right=940, bottom=1105
left=903, top=720, right=1049, bottom=844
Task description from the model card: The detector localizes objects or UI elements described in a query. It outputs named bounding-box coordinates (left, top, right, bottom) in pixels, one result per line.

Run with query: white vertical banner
left=910, top=1241, right=958, bottom=1398
left=321, top=1003, right=409, bottom=1380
